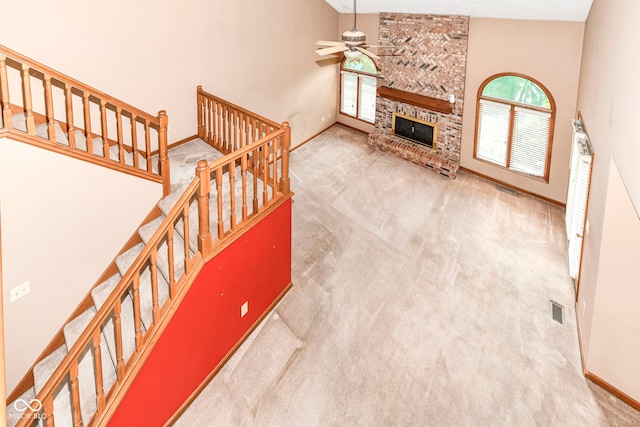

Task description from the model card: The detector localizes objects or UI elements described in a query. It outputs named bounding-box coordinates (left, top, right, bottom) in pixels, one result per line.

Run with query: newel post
left=278, top=121, right=291, bottom=195
left=197, top=85, right=204, bottom=139
left=158, top=110, right=171, bottom=196
left=196, top=160, right=213, bottom=257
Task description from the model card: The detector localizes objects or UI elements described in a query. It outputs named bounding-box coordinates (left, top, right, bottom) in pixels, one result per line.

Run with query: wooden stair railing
left=0, top=45, right=170, bottom=196
left=197, top=85, right=282, bottom=155
left=14, top=94, right=292, bottom=426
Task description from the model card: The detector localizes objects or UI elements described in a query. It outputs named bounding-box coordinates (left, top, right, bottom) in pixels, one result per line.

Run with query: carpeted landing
left=175, top=125, right=640, bottom=426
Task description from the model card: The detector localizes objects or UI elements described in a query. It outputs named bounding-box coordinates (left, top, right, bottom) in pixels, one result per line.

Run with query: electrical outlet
left=585, top=219, right=590, bottom=235
left=241, top=301, right=249, bottom=318
left=10, top=281, right=30, bottom=302
left=322, top=116, right=325, bottom=122
left=582, top=300, right=586, bottom=316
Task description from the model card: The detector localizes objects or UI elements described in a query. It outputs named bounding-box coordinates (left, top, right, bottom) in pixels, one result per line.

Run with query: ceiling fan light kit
left=314, top=0, right=380, bottom=61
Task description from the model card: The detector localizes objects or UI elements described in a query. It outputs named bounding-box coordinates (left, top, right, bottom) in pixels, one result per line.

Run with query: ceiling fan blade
left=316, top=45, right=349, bottom=56
left=356, top=46, right=380, bottom=60
left=316, top=40, right=345, bottom=47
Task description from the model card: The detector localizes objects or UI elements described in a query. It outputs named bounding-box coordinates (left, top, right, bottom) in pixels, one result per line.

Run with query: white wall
left=0, top=0, right=339, bottom=393
left=0, top=0, right=339, bottom=149
left=461, top=18, right=584, bottom=204
left=0, top=138, right=162, bottom=392
left=575, top=0, right=640, bottom=403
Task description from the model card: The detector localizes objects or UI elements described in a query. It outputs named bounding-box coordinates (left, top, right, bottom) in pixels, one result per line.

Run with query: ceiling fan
left=315, top=0, right=381, bottom=61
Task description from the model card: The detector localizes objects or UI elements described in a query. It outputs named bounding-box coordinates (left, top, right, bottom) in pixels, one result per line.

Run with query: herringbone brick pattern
left=371, top=14, right=469, bottom=178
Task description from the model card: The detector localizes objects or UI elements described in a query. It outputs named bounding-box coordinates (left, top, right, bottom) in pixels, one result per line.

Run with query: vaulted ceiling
left=325, top=0, right=594, bottom=22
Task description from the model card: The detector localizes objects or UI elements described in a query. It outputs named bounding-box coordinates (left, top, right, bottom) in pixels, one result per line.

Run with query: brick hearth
left=367, top=13, right=469, bottom=178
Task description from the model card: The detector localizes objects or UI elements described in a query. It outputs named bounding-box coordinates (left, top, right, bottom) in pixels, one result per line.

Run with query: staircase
left=3, top=48, right=292, bottom=425
left=6, top=138, right=217, bottom=427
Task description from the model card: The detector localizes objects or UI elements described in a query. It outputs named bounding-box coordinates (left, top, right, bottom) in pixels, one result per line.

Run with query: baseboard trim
left=149, top=134, right=199, bottom=157
left=574, top=302, right=640, bottom=412
left=164, top=281, right=293, bottom=426
left=459, top=167, right=566, bottom=208
left=584, top=371, right=640, bottom=412
left=290, top=123, right=336, bottom=152
left=169, top=134, right=199, bottom=150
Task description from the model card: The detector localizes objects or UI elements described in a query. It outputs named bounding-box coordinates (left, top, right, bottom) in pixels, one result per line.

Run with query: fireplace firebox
left=392, top=113, right=437, bottom=149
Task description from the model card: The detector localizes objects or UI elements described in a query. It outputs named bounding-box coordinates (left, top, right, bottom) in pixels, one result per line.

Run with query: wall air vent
left=550, top=300, right=565, bottom=326
left=496, top=185, right=518, bottom=196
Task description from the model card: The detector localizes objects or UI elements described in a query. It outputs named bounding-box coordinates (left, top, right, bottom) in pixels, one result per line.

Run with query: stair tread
left=35, top=121, right=69, bottom=145
left=73, top=129, right=105, bottom=156
left=115, top=243, right=171, bottom=329
left=33, top=345, right=68, bottom=394
left=91, top=273, right=140, bottom=365
left=91, top=273, right=123, bottom=309
left=6, top=387, right=37, bottom=427
left=138, top=216, right=191, bottom=284
left=63, top=307, right=118, bottom=424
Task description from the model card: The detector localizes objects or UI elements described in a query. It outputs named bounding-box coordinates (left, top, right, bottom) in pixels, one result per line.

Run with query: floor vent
left=550, top=301, right=565, bottom=326
left=496, top=185, right=518, bottom=196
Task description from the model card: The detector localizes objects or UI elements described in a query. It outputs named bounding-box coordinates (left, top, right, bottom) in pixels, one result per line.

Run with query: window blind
left=476, top=99, right=510, bottom=166
left=341, top=71, right=357, bottom=116
left=510, top=107, right=551, bottom=177
left=358, top=75, right=377, bottom=123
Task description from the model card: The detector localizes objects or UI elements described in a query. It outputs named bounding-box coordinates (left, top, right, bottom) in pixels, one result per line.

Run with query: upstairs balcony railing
left=0, top=45, right=170, bottom=195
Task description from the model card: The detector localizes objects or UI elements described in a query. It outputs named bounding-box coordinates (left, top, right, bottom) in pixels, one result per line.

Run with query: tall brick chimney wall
left=368, top=14, right=469, bottom=178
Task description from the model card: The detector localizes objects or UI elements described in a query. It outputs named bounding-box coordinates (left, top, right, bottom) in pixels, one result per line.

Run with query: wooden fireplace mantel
left=377, top=86, right=453, bottom=114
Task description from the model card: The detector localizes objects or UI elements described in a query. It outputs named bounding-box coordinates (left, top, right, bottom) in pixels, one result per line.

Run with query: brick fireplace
left=368, top=14, right=469, bottom=178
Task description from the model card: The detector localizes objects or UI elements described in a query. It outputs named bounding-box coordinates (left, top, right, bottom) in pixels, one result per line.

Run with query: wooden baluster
left=144, top=119, right=152, bottom=173
left=229, top=162, right=236, bottom=230
left=272, top=138, right=279, bottom=191
left=132, top=274, right=143, bottom=349
left=225, top=106, right=230, bottom=152
left=116, top=106, right=124, bottom=163
left=64, top=84, right=76, bottom=149
left=279, top=122, right=291, bottom=194
left=229, top=109, right=234, bottom=151
left=241, top=155, right=248, bottom=221
left=182, top=204, right=191, bottom=274
left=216, top=168, right=224, bottom=238
left=216, top=101, right=221, bottom=149
left=70, top=360, right=82, bottom=426
left=150, top=248, right=160, bottom=324
left=262, top=143, right=269, bottom=206
left=21, top=65, right=35, bottom=134
left=83, top=92, right=93, bottom=154
left=0, top=54, right=12, bottom=127
left=197, top=86, right=204, bottom=139
left=158, top=110, right=171, bottom=196
left=196, top=160, right=212, bottom=256
left=207, top=98, right=213, bottom=144
left=221, top=106, right=226, bottom=152
left=252, top=148, right=259, bottom=213
left=43, top=396, right=55, bottom=426
left=131, top=114, right=139, bottom=168
left=43, top=74, right=56, bottom=142
left=244, top=113, right=249, bottom=148
left=92, top=329, right=106, bottom=412
left=113, top=298, right=125, bottom=378
left=252, top=118, right=259, bottom=144
left=233, top=110, right=239, bottom=151
left=100, top=99, right=109, bottom=158
left=167, top=226, right=177, bottom=298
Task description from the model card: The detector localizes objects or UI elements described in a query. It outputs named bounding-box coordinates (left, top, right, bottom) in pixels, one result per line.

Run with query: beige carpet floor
left=174, top=124, right=640, bottom=426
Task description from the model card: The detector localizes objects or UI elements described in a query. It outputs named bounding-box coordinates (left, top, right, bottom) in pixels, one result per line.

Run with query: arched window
left=474, top=73, right=555, bottom=181
left=340, top=55, right=377, bottom=123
